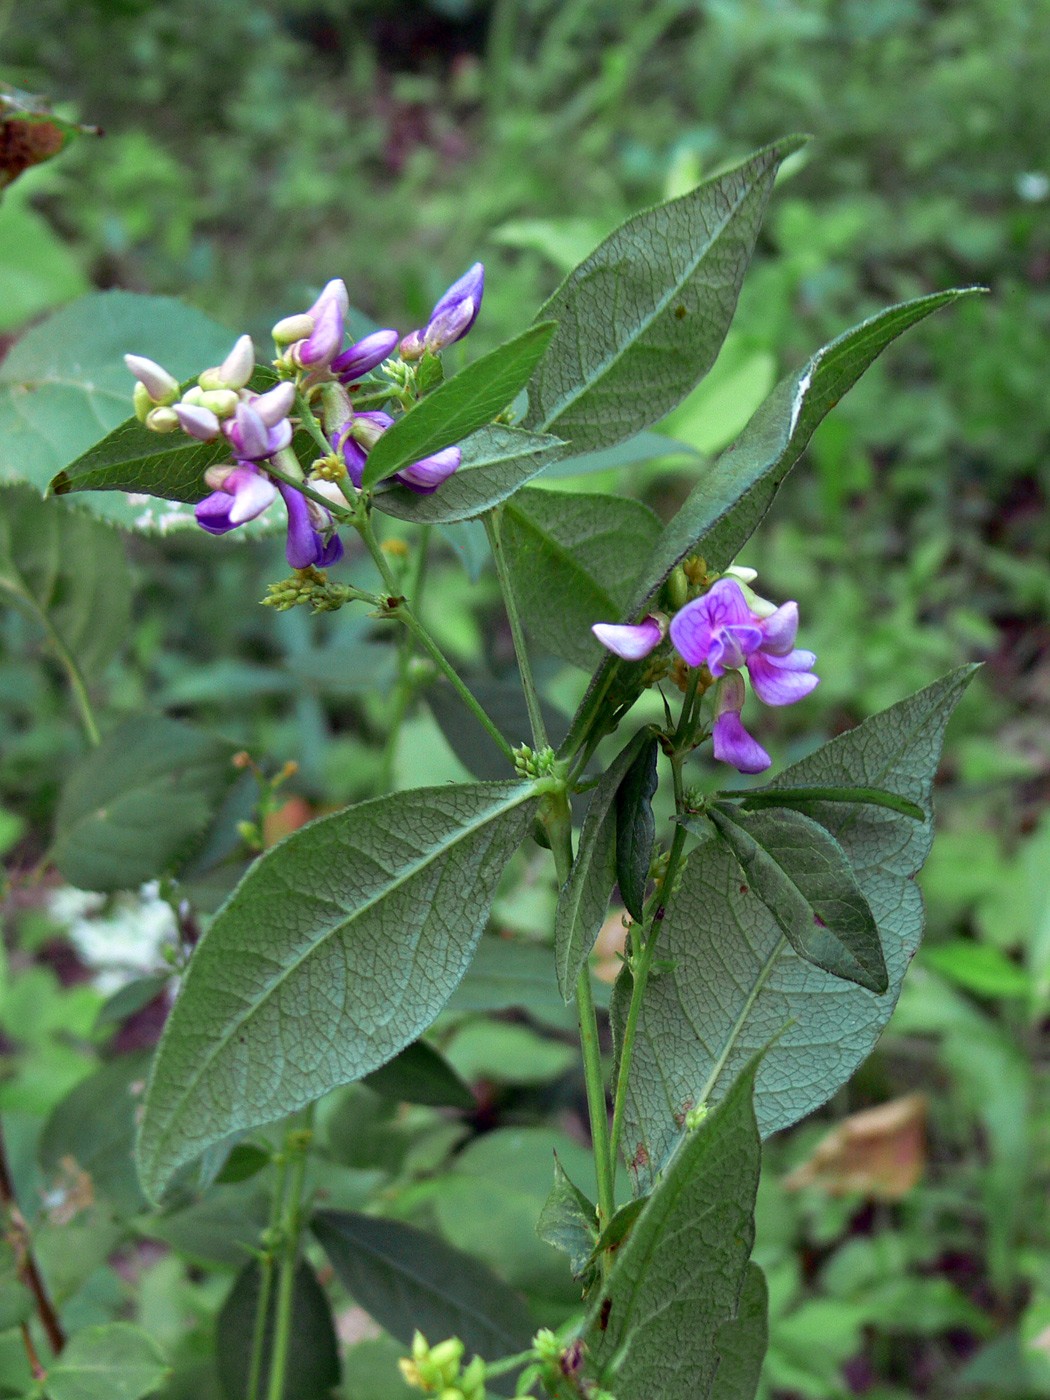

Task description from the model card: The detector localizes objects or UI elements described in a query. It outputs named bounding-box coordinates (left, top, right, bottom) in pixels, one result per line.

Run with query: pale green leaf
left=51, top=716, right=238, bottom=893
left=523, top=138, right=805, bottom=453
left=617, top=668, right=976, bottom=1190
left=584, top=1059, right=762, bottom=1400
left=43, top=1322, right=168, bottom=1400
left=0, top=484, right=132, bottom=680
left=137, top=781, right=537, bottom=1199
left=500, top=487, right=661, bottom=669
left=375, top=424, right=564, bottom=523
left=362, top=322, right=557, bottom=487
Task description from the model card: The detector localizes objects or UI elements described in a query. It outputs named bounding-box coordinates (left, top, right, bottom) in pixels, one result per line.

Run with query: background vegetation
left=2, top=1, right=1050, bottom=1396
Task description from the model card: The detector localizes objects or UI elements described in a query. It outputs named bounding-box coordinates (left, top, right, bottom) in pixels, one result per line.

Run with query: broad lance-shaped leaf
left=616, top=734, right=659, bottom=923
left=555, top=728, right=653, bottom=1000
left=375, top=424, right=564, bottom=523
left=558, top=290, right=980, bottom=764
left=704, top=805, right=887, bottom=994
left=312, top=1210, right=534, bottom=1387
left=616, top=667, right=976, bottom=1192
left=709, top=1264, right=768, bottom=1400
left=216, top=1258, right=340, bottom=1400
left=584, top=1058, right=762, bottom=1400
left=523, top=136, right=805, bottom=454
left=362, top=321, right=557, bottom=488
left=0, top=484, right=131, bottom=681
left=137, top=781, right=537, bottom=1200
left=500, top=487, right=661, bottom=669
left=623, top=288, right=982, bottom=618
left=51, top=716, right=238, bottom=893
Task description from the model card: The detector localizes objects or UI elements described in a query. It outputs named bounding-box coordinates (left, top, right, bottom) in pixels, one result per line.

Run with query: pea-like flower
left=277, top=481, right=344, bottom=568
left=222, top=383, right=296, bottom=460
left=591, top=576, right=818, bottom=774
left=335, top=410, right=461, bottom=495
left=424, top=263, right=484, bottom=351
left=195, top=464, right=277, bottom=536
left=332, top=328, right=400, bottom=383
left=282, top=279, right=350, bottom=371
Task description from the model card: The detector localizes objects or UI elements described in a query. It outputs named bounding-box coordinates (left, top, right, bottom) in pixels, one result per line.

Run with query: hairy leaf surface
left=523, top=138, right=805, bottom=452
left=138, top=782, right=536, bottom=1199
left=585, top=1059, right=761, bottom=1400
left=709, top=1264, right=768, bottom=1400
left=618, top=668, right=976, bottom=1190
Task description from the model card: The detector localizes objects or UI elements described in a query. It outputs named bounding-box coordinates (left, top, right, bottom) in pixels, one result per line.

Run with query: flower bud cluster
left=513, top=744, right=557, bottom=780
left=398, top=1334, right=485, bottom=1400
left=260, top=567, right=358, bottom=614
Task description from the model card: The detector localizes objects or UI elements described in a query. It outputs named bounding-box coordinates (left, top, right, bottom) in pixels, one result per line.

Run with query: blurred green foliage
left=1, top=1, right=1050, bottom=1396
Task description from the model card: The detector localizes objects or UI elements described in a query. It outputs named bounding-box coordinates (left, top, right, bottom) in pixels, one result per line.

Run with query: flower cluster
left=593, top=573, right=818, bottom=774
left=398, top=1334, right=485, bottom=1400
left=124, top=266, right=484, bottom=568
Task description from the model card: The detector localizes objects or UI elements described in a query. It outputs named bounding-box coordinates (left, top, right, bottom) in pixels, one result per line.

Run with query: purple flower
left=174, top=403, right=222, bottom=441
left=277, top=481, right=344, bottom=568
left=195, top=464, right=277, bottom=535
left=332, top=329, right=399, bottom=382
left=396, top=446, right=461, bottom=494
left=712, top=673, right=771, bottom=774
left=296, top=279, right=350, bottom=369
left=336, top=411, right=393, bottom=487
left=423, top=263, right=484, bottom=351
left=592, top=615, right=667, bottom=661
left=222, top=391, right=294, bottom=461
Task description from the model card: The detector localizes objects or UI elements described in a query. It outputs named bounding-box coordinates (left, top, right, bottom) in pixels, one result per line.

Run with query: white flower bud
left=124, top=354, right=179, bottom=404
left=253, top=380, right=296, bottom=427
left=218, top=334, right=255, bottom=389
left=145, top=405, right=179, bottom=432
left=180, top=385, right=206, bottom=407
left=174, top=403, right=221, bottom=441
left=272, top=313, right=315, bottom=345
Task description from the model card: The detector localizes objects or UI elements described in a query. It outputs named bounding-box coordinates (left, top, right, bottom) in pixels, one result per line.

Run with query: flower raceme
left=592, top=576, right=819, bottom=774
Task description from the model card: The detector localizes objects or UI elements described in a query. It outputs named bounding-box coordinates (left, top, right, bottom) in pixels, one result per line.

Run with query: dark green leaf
left=312, top=1210, right=534, bottom=1374
left=737, top=785, right=925, bottom=821
left=375, top=424, right=564, bottom=523
left=0, top=485, right=131, bottom=681
left=500, top=488, right=661, bottom=669
left=142, top=1185, right=269, bottom=1269
left=709, top=1264, right=768, bottom=1400
left=95, top=974, right=172, bottom=1029
left=137, top=781, right=537, bottom=1200
left=215, top=1258, right=340, bottom=1400
left=616, top=735, right=659, bottom=923
left=536, top=1156, right=598, bottom=1279
left=213, top=1144, right=271, bottom=1185
left=545, top=430, right=699, bottom=479
left=586, top=1197, right=647, bottom=1269
left=51, top=716, right=238, bottom=892
left=363, top=1039, right=475, bottom=1109
left=555, top=729, right=653, bottom=1000
left=362, top=322, right=557, bottom=488
left=426, top=676, right=567, bottom=782
left=523, top=138, right=805, bottom=453
left=616, top=668, right=976, bottom=1191
left=39, top=1051, right=152, bottom=1217
left=705, top=805, right=887, bottom=993
left=585, top=1059, right=762, bottom=1400
left=622, top=289, right=982, bottom=618
left=43, top=1322, right=169, bottom=1400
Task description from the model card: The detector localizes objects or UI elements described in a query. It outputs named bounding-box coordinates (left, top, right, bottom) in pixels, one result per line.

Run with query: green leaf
left=51, top=716, right=238, bottom=893
left=94, top=974, right=172, bottom=1029
left=137, top=781, right=537, bottom=1200
left=621, top=289, right=982, bottom=618
left=362, top=322, right=558, bottom=488
left=555, top=729, right=653, bottom=1001
left=0, top=485, right=132, bottom=681
left=444, top=1019, right=576, bottom=1085
left=362, top=1038, right=475, bottom=1109
left=312, top=1210, right=534, bottom=1368
left=616, top=735, right=659, bottom=923
left=584, top=1059, right=762, bottom=1400
left=922, top=941, right=1032, bottom=999
left=586, top=1197, right=647, bottom=1270
left=709, top=1264, right=768, bottom=1400
left=522, top=137, right=805, bottom=454
left=426, top=676, right=567, bottom=782
left=39, top=1051, right=152, bottom=1217
left=536, top=1156, right=598, bottom=1279
left=0, top=290, right=231, bottom=493
left=215, top=1258, right=341, bottom=1400
left=500, top=488, right=661, bottom=669
left=705, top=805, right=887, bottom=993
left=737, top=785, right=924, bottom=822
left=213, top=1143, right=271, bottom=1185
left=43, top=1322, right=169, bottom=1400
left=374, top=424, right=564, bottom=523
left=616, top=668, right=977, bottom=1191
left=0, top=184, right=89, bottom=333
left=447, top=935, right=587, bottom=1031
left=544, top=430, right=699, bottom=480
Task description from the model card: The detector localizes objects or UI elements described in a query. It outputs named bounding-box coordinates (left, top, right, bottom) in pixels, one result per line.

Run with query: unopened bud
left=272, top=313, right=315, bottom=345
left=399, top=329, right=426, bottom=362
left=253, top=380, right=296, bottom=427
left=145, top=405, right=179, bottom=432
left=180, top=385, right=206, bottom=407
left=668, top=565, right=689, bottom=611
left=174, top=403, right=222, bottom=441
left=351, top=413, right=391, bottom=450
left=124, top=353, right=179, bottom=404
left=218, top=333, right=255, bottom=389
left=133, top=381, right=152, bottom=422
left=411, top=1332, right=430, bottom=1363
left=199, top=389, right=239, bottom=418
left=204, top=463, right=236, bottom=490
left=318, top=381, right=354, bottom=437
left=429, top=1338, right=464, bottom=1381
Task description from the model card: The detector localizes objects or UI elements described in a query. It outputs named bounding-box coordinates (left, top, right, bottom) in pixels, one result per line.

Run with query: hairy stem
left=0, top=1117, right=64, bottom=1358
left=376, top=527, right=432, bottom=794
left=576, top=967, right=616, bottom=1232
left=265, top=1108, right=314, bottom=1400
left=484, top=510, right=548, bottom=750
left=246, top=1148, right=289, bottom=1400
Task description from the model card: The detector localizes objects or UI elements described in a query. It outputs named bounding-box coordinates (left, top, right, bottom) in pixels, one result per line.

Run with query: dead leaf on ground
left=784, top=1093, right=927, bottom=1200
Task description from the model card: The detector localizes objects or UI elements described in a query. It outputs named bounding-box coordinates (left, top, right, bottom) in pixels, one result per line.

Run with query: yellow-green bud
left=459, top=1356, right=485, bottom=1400
left=180, top=385, right=206, bottom=407
left=272, top=313, right=315, bottom=345
left=198, top=389, right=239, bottom=418
left=429, top=1338, right=464, bottom=1383
left=133, top=381, right=153, bottom=422
left=145, top=406, right=179, bottom=432
left=668, top=565, right=690, bottom=611
left=411, top=1332, right=430, bottom=1362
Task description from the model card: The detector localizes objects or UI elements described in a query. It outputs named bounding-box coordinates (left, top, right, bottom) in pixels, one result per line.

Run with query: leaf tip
left=49, top=471, right=70, bottom=496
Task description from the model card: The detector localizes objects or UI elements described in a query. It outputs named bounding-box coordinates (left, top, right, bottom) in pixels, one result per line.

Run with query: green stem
left=264, top=460, right=354, bottom=521
left=484, top=510, right=548, bottom=749
left=246, top=1149, right=289, bottom=1400
left=19, top=595, right=100, bottom=747
left=294, top=390, right=334, bottom=460
left=484, top=1348, right=539, bottom=1381
left=376, top=526, right=431, bottom=794
left=265, top=1108, right=314, bottom=1400
left=576, top=966, right=615, bottom=1231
